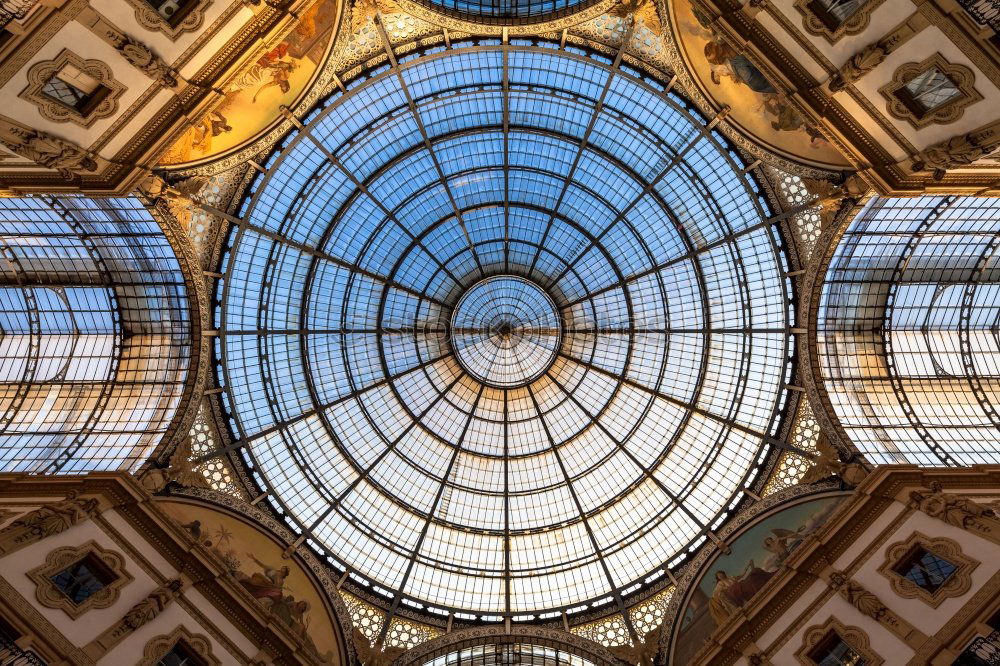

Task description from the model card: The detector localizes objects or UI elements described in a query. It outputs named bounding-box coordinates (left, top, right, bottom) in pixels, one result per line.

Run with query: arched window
left=818, top=196, right=1000, bottom=466
left=0, top=196, right=195, bottom=473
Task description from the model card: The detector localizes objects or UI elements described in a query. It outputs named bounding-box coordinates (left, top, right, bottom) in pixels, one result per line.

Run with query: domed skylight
left=217, top=43, right=793, bottom=618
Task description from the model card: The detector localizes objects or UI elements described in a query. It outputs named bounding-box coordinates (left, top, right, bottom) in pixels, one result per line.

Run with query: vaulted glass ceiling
left=217, top=42, right=794, bottom=618
left=410, top=0, right=597, bottom=23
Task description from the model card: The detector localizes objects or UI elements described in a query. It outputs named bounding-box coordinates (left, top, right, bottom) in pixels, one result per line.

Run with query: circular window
left=218, top=44, right=793, bottom=617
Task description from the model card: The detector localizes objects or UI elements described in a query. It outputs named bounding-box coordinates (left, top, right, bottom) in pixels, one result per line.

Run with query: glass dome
left=217, top=43, right=794, bottom=617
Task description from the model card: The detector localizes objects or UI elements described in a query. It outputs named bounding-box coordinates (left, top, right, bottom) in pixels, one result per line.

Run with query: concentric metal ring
left=451, top=276, right=562, bottom=388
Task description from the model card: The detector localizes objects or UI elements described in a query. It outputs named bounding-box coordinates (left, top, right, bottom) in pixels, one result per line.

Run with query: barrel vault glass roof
left=216, top=42, right=794, bottom=619
left=409, top=0, right=598, bottom=23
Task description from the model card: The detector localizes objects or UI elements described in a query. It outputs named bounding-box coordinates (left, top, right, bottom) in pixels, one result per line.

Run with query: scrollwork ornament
left=109, top=31, right=179, bottom=87
left=1, top=127, right=98, bottom=179
left=0, top=491, right=100, bottom=555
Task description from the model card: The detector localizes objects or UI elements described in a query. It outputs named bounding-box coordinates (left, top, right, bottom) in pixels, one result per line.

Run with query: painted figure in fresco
left=237, top=554, right=292, bottom=600
left=249, top=43, right=299, bottom=102
left=708, top=561, right=774, bottom=623
left=703, top=41, right=776, bottom=94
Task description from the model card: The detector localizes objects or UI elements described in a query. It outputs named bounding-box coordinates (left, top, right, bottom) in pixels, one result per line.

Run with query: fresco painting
left=671, top=0, right=850, bottom=168
left=159, top=500, right=343, bottom=665
left=159, top=0, right=339, bottom=166
left=673, top=495, right=847, bottom=665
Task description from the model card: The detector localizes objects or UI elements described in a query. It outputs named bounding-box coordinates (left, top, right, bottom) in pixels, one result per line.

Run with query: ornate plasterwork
left=138, top=625, right=221, bottom=665
left=879, top=54, right=981, bottom=129
left=792, top=0, right=885, bottom=44
left=124, top=0, right=209, bottom=40
left=878, top=532, right=978, bottom=608
left=27, top=541, right=134, bottom=619
left=19, top=51, right=125, bottom=128
left=793, top=618, right=883, bottom=666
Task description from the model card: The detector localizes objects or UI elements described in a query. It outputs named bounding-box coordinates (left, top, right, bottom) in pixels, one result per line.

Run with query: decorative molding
left=108, top=32, right=179, bottom=87
left=87, top=579, right=185, bottom=659
left=138, top=625, right=221, bottom=666
left=878, top=53, right=981, bottom=129
left=166, top=486, right=357, bottom=665
left=826, top=569, right=920, bottom=644
left=907, top=483, right=1000, bottom=545
left=0, top=576, right=96, bottom=665
left=877, top=532, right=978, bottom=608
left=792, top=0, right=885, bottom=44
left=660, top=483, right=844, bottom=661
left=793, top=618, right=883, bottom=666
left=0, top=492, right=101, bottom=556
left=27, top=541, right=134, bottom=620
left=124, top=0, right=209, bottom=40
left=18, top=50, right=124, bottom=128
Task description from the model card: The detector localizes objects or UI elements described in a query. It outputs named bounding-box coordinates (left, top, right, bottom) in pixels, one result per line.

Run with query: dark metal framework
left=0, top=196, right=193, bottom=473
left=818, top=196, right=1000, bottom=466
left=406, top=0, right=599, bottom=24
left=421, top=643, right=597, bottom=666
left=212, top=39, right=795, bottom=626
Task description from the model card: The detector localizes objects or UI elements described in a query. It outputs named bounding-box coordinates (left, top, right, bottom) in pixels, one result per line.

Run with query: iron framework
left=211, top=39, right=795, bottom=627
left=817, top=196, right=1000, bottom=466
left=0, top=196, right=193, bottom=473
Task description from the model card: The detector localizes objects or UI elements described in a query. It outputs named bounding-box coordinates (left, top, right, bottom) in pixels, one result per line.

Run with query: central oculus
left=450, top=276, right=562, bottom=388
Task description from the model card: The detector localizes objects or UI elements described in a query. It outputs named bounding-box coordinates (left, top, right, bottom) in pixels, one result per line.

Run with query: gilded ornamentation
left=108, top=32, right=178, bottom=87
left=140, top=436, right=211, bottom=492
left=122, top=580, right=184, bottom=632
left=792, top=0, right=885, bottom=44
left=877, top=532, right=978, bottom=607
left=609, top=627, right=660, bottom=666
left=0, top=127, right=97, bottom=179
left=353, top=627, right=406, bottom=666
left=0, top=492, right=100, bottom=555
left=18, top=50, right=125, bottom=127
left=879, top=54, right=981, bottom=129
left=122, top=0, right=208, bottom=40
left=827, top=571, right=895, bottom=626
left=27, top=541, right=133, bottom=619
left=908, top=483, right=1000, bottom=543
left=829, top=40, right=887, bottom=92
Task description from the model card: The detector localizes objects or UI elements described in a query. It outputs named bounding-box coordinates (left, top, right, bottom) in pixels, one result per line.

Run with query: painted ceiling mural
left=158, top=499, right=346, bottom=665
left=668, top=0, right=850, bottom=169
left=159, top=0, right=342, bottom=167
left=669, top=494, right=848, bottom=664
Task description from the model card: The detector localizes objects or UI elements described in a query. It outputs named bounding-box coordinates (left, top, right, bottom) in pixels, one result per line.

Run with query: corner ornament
left=109, top=31, right=179, bottom=88
left=0, top=492, right=100, bottom=556
left=908, top=483, right=1000, bottom=545
left=1, top=127, right=98, bottom=179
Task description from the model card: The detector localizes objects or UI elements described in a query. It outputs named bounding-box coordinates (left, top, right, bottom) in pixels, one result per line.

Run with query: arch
left=0, top=196, right=201, bottom=473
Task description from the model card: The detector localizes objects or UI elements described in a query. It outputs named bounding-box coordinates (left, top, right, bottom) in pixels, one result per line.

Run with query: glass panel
left=902, top=68, right=962, bottom=113
left=157, top=643, right=203, bottom=666
left=50, top=555, right=114, bottom=604
left=221, top=44, right=792, bottom=615
left=811, top=633, right=865, bottom=666
left=895, top=547, right=956, bottom=592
